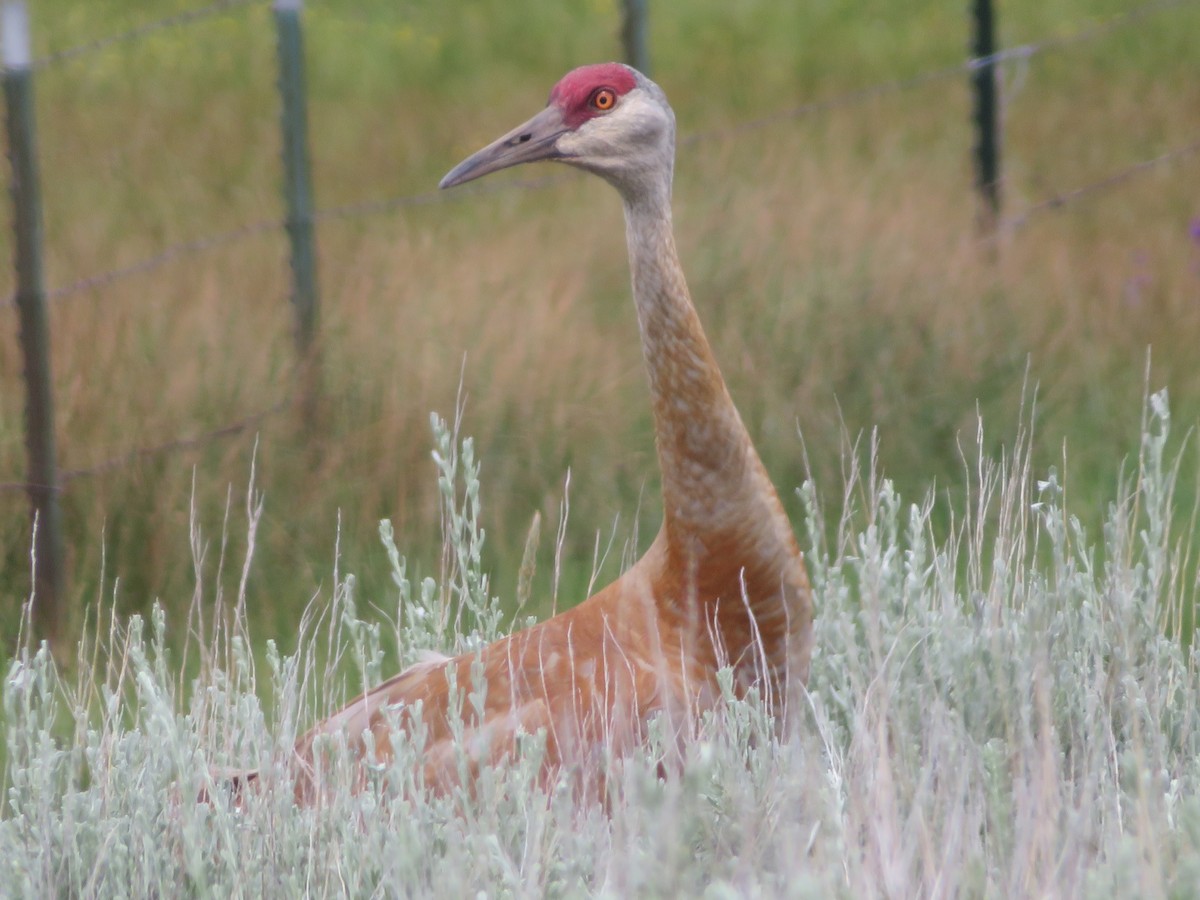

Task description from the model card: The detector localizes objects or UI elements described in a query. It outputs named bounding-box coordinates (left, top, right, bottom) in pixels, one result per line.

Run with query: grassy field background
left=4, top=2, right=1200, bottom=892
left=2, top=0, right=1199, bottom=656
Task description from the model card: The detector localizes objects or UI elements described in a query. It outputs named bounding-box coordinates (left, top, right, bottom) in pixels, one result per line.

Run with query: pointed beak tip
left=438, top=165, right=465, bottom=190
left=439, top=105, right=568, bottom=193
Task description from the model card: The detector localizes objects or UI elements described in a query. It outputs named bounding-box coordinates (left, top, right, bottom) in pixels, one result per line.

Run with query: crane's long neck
left=621, top=186, right=770, bottom=560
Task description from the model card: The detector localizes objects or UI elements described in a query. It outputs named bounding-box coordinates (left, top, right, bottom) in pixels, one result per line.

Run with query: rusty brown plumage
left=209, top=63, right=812, bottom=805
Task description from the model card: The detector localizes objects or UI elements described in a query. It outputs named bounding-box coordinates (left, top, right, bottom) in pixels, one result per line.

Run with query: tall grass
left=3, top=393, right=1198, bottom=896
left=2, top=0, right=1199, bottom=648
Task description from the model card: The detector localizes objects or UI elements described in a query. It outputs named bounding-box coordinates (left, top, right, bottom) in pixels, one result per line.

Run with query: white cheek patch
left=560, top=90, right=663, bottom=160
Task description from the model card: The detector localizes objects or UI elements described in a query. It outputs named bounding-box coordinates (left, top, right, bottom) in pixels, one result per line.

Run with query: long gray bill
left=439, top=104, right=570, bottom=189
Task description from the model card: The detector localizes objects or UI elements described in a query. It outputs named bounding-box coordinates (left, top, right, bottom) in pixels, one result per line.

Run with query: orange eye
left=591, top=88, right=616, bottom=111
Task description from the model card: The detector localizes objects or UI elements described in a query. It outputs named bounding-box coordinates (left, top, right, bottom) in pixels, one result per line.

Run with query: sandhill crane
left=218, top=63, right=812, bottom=803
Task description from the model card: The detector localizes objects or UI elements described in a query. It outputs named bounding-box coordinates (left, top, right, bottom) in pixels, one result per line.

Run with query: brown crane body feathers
left=212, top=63, right=812, bottom=804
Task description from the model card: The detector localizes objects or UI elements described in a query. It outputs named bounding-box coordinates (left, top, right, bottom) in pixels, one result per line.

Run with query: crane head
left=439, top=63, right=675, bottom=196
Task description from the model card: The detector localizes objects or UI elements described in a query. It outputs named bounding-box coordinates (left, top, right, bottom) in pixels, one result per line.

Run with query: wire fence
left=1002, top=137, right=1200, bottom=231
left=0, top=394, right=291, bottom=494
left=2, top=0, right=1199, bottom=635
left=3, top=0, right=1195, bottom=314
left=30, top=0, right=265, bottom=70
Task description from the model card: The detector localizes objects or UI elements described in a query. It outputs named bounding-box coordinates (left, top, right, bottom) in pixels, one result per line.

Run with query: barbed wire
left=0, top=394, right=291, bottom=495
left=0, top=218, right=280, bottom=310
left=4, top=131, right=1194, bottom=496
left=0, top=176, right=585, bottom=309
left=31, top=0, right=1189, bottom=75
left=685, top=0, right=1198, bottom=146
left=31, top=0, right=267, bottom=70
left=1, top=0, right=1193, bottom=568
left=48, top=218, right=281, bottom=302
left=1002, top=137, right=1200, bottom=232
left=971, top=0, right=1197, bottom=71
left=312, top=172, right=576, bottom=222
left=1, top=2, right=1195, bottom=495
left=0, top=0, right=1189, bottom=311
left=5, top=125, right=1190, bottom=321
left=679, top=64, right=967, bottom=149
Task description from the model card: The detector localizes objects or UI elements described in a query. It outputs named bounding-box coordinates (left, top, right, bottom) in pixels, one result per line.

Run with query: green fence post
left=3, top=0, right=66, bottom=643
left=621, top=0, right=650, bottom=76
left=970, top=0, right=1001, bottom=229
left=274, top=0, right=320, bottom=419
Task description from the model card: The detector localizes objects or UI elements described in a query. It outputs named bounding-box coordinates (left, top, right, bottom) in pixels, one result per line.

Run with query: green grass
left=3, top=396, right=1199, bottom=895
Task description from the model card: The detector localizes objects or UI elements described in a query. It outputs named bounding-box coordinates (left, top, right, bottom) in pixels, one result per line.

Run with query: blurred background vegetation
left=2, top=0, right=1199, bottom=663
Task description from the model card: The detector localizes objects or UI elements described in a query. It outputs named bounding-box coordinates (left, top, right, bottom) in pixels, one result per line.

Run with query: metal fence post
left=3, top=0, right=66, bottom=642
left=971, top=0, right=1001, bottom=229
left=274, top=0, right=320, bottom=418
left=620, top=0, right=650, bottom=76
